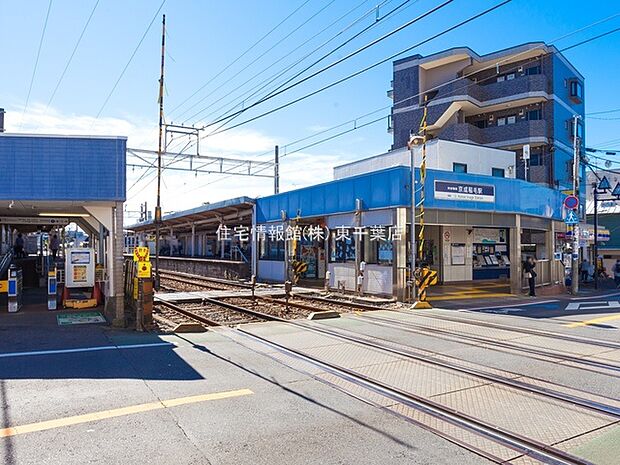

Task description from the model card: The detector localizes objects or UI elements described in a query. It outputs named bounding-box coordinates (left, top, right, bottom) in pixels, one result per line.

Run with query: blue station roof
left=0, top=134, right=126, bottom=201
left=256, top=166, right=566, bottom=223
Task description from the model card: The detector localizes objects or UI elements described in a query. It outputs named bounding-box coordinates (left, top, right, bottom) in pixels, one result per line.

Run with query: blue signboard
left=564, top=209, right=579, bottom=225
left=434, top=180, right=495, bottom=203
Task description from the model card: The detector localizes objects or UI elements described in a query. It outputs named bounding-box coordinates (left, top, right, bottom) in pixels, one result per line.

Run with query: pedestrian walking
left=580, top=259, right=590, bottom=282
left=614, top=259, right=620, bottom=288
left=14, top=233, right=25, bottom=258
left=523, top=256, right=537, bottom=297
left=50, top=234, right=60, bottom=261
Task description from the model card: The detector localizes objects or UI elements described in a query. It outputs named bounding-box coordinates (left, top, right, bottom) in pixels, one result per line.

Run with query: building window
left=497, top=117, right=506, bottom=126
left=569, top=80, right=583, bottom=102
left=472, top=119, right=488, bottom=129
left=259, top=235, right=285, bottom=261
left=527, top=109, right=542, bottom=121
left=529, top=152, right=542, bottom=166
left=507, top=115, right=516, bottom=124
left=453, top=162, right=467, bottom=173
left=506, top=73, right=515, bottom=80
left=569, top=119, right=584, bottom=139
left=329, top=230, right=356, bottom=263
left=525, top=65, right=541, bottom=76
left=497, top=75, right=505, bottom=83
left=492, top=168, right=505, bottom=178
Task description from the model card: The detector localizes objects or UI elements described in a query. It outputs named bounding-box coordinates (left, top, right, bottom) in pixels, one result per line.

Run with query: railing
left=442, top=120, right=548, bottom=145
left=432, top=74, right=549, bottom=105
left=0, top=251, right=12, bottom=278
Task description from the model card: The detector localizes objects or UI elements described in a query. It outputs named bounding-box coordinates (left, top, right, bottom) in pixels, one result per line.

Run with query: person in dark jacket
left=523, top=256, right=537, bottom=297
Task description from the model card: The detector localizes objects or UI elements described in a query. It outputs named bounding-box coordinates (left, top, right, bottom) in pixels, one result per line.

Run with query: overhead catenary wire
left=20, top=0, right=53, bottom=130
left=186, top=0, right=414, bottom=125
left=180, top=0, right=397, bottom=124
left=176, top=0, right=339, bottom=123
left=168, top=0, right=313, bottom=117
left=128, top=9, right=619, bottom=205
left=40, top=0, right=100, bottom=119
left=90, top=0, right=166, bottom=126
left=200, top=0, right=458, bottom=132
left=201, top=11, right=620, bottom=159
left=194, top=9, right=620, bottom=150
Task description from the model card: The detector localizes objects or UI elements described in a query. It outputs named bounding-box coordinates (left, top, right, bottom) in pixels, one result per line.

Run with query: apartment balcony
left=441, top=120, right=548, bottom=146
left=428, top=74, right=549, bottom=107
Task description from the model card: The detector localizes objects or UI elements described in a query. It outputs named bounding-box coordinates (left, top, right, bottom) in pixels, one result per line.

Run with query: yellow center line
left=564, top=314, right=620, bottom=328
left=0, top=388, right=253, bottom=438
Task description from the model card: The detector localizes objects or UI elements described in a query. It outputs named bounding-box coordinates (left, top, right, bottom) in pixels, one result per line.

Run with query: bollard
left=324, top=270, right=331, bottom=293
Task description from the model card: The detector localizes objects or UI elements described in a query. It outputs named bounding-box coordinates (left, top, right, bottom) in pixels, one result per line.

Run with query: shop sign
left=434, top=181, right=494, bottom=203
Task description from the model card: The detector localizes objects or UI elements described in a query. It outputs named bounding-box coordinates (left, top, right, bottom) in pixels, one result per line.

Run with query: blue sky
left=1, top=0, right=619, bottom=220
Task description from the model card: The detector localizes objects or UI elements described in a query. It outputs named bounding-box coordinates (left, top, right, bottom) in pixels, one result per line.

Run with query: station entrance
left=0, top=202, right=123, bottom=322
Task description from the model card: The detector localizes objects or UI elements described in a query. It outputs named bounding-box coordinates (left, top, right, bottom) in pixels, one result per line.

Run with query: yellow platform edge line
left=564, top=314, right=620, bottom=328
left=0, top=388, right=253, bottom=438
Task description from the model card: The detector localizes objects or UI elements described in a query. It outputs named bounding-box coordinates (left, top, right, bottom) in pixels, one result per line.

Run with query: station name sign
left=434, top=181, right=495, bottom=203
left=0, top=216, right=70, bottom=226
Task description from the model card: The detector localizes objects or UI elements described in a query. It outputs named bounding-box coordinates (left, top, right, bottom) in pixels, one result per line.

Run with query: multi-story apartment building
left=388, top=43, right=585, bottom=190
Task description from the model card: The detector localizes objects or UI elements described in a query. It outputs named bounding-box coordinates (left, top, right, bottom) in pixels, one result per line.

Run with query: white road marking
left=458, top=299, right=559, bottom=312
left=0, top=342, right=174, bottom=359
left=565, top=301, right=620, bottom=311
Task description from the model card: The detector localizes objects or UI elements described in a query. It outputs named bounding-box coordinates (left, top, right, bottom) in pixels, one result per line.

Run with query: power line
left=184, top=115, right=388, bottom=193
left=42, top=0, right=100, bottom=115
left=559, top=25, right=620, bottom=53
left=91, top=0, right=166, bottom=125
left=587, top=108, right=620, bottom=115
left=188, top=0, right=413, bottom=126
left=204, top=0, right=510, bottom=139
left=130, top=8, right=615, bottom=201
left=176, top=0, right=338, bottom=123
left=20, top=0, right=53, bottom=130
left=181, top=4, right=614, bottom=158
left=168, top=0, right=313, bottom=117
left=202, top=0, right=458, bottom=131
left=180, top=0, right=392, bottom=124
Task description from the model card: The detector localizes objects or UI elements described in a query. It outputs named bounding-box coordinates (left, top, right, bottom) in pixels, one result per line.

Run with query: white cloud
left=3, top=103, right=360, bottom=225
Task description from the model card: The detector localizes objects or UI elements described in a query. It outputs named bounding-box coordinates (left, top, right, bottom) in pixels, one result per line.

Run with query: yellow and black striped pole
left=412, top=95, right=432, bottom=309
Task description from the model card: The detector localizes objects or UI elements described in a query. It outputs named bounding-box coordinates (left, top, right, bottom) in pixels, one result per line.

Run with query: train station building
left=127, top=139, right=571, bottom=299
left=0, top=131, right=127, bottom=322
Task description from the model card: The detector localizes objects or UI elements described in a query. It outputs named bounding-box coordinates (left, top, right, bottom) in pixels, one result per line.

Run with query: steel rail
left=234, top=328, right=595, bottom=465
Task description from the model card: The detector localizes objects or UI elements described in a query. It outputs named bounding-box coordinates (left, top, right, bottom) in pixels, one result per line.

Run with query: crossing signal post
left=408, top=91, right=438, bottom=309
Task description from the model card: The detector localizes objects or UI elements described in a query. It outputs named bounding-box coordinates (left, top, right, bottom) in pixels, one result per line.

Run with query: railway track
left=158, top=270, right=251, bottom=291
left=231, top=326, right=609, bottom=465
left=156, top=293, right=617, bottom=463
left=293, top=294, right=620, bottom=367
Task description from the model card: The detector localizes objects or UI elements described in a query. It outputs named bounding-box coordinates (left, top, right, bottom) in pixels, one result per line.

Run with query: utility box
left=66, top=248, right=95, bottom=288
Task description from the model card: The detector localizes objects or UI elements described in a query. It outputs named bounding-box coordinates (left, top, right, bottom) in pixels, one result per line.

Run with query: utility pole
left=154, top=14, right=165, bottom=291
left=571, top=114, right=581, bottom=295
left=593, top=186, right=598, bottom=290
left=274, top=145, right=280, bottom=194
